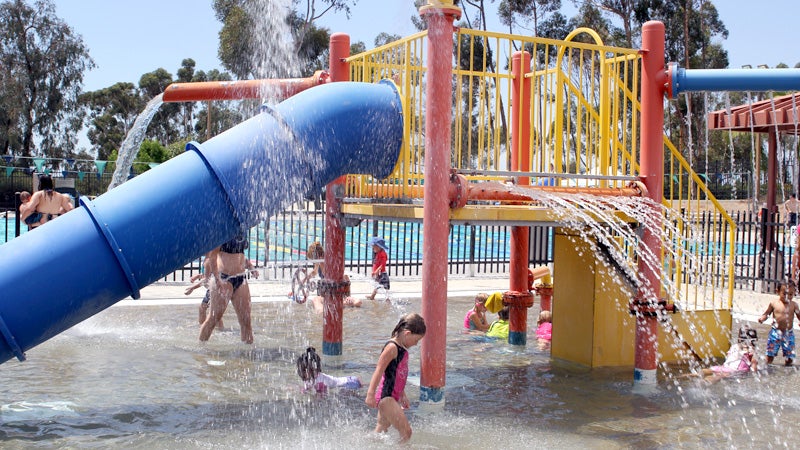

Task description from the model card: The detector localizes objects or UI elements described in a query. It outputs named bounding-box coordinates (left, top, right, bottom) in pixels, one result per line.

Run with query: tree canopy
left=0, top=0, right=94, bottom=161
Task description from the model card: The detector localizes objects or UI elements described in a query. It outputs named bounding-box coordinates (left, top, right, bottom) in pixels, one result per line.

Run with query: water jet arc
left=0, top=81, right=403, bottom=365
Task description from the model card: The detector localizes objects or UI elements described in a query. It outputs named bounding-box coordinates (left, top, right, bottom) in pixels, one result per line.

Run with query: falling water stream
left=107, top=94, right=164, bottom=191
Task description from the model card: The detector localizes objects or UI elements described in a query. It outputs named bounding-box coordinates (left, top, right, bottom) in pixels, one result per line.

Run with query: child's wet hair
left=474, top=293, right=488, bottom=305
left=777, top=279, right=797, bottom=293
left=537, top=310, right=552, bottom=325
left=307, top=241, right=324, bottom=259
left=737, top=325, right=758, bottom=346
left=296, top=347, right=322, bottom=382
left=497, top=306, right=510, bottom=321
left=391, top=313, right=426, bottom=337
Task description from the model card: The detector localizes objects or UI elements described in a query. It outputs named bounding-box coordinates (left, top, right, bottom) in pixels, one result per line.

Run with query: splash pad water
left=4, top=0, right=800, bottom=446
left=1, top=288, right=798, bottom=448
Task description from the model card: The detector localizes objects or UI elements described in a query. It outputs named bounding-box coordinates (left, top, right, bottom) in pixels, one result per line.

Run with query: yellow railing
left=345, top=26, right=734, bottom=310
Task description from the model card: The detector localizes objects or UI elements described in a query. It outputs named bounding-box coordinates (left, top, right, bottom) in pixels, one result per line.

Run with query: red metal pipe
left=161, top=71, right=329, bottom=103
left=634, top=21, right=667, bottom=385
left=462, top=181, right=645, bottom=203
left=419, top=3, right=460, bottom=404
left=321, top=34, right=350, bottom=357
left=509, top=51, right=532, bottom=345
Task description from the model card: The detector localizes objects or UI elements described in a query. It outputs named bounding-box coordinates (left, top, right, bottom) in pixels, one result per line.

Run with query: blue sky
left=53, top=0, right=796, bottom=92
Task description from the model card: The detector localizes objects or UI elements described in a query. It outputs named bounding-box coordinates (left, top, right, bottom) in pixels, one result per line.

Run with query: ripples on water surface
left=1, top=294, right=799, bottom=448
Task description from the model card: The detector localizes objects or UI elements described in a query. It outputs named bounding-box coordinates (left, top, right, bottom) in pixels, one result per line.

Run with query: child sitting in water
left=464, top=293, right=489, bottom=332
left=486, top=306, right=510, bottom=340
left=536, top=310, right=552, bottom=341
left=296, top=347, right=362, bottom=394
left=683, top=326, right=758, bottom=383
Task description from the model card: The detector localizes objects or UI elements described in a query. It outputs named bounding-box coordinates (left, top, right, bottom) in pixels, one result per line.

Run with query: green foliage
left=80, top=82, right=143, bottom=160
left=0, top=0, right=94, bottom=161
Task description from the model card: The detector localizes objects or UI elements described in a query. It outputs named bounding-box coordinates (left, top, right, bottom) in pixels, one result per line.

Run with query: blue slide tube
left=0, top=80, right=403, bottom=365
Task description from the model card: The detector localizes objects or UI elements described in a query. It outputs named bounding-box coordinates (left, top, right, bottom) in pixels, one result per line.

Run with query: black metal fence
left=731, top=208, right=795, bottom=292
left=0, top=169, right=114, bottom=209
left=7, top=194, right=792, bottom=292
left=0, top=201, right=555, bottom=282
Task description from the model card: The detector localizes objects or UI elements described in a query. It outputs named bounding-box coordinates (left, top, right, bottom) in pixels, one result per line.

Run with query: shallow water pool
left=0, top=293, right=798, bottom=448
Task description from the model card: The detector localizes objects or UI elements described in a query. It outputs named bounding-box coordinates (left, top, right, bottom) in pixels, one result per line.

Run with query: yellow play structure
left=339, top=21, right=734, bottom=366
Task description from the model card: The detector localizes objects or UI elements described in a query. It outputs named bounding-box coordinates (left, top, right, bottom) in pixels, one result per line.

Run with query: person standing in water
left=19, top=175, right=74, bottom=229
left=366, top=236, right=390, bottom=300
left=365, top=313, right=426, bottom=443
left=759, top=280, right=800, bottom=366
left=199, top=233, right=259, bottom=344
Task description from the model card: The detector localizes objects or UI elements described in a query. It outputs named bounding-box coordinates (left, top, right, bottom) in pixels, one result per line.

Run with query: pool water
left=1, top=290, right=798, bottom=448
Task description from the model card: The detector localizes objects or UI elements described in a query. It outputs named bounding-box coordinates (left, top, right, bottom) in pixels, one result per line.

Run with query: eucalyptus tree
left=138, top=67, right=182, bottom=145
left=0, top=0, right=94, bottom=161
left=633, top=0, right=728, bottom=176
left=80, top=82, right=144, bottom=161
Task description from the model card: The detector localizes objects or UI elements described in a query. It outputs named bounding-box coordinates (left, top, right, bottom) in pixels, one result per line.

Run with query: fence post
left=13, top=191, right=22, bottom=237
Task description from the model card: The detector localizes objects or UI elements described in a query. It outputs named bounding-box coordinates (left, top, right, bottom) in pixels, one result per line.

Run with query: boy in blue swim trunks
left=759, top=280, right=800, bottom=366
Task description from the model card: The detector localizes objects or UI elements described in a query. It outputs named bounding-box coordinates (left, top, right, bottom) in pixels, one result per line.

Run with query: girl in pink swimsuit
left=365, top=313, right=426, bottom=443
left=464, top=293, right=489, bottom=332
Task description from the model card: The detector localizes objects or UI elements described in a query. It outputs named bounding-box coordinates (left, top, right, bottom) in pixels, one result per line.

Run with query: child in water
left=296, top=347, right=362, bottom=394
left=365, top=313, right=426, bottom=443
left=464, top=293, right=489, bottom=332
left=366, top=236, right=390, bottom=300
left=683, top=326, right=758, bottom=383
left=19, top=191, right=44, bottom=228
left=535, top=310, right=552, bottom=341
left=486, top=306, right=510, bottom=340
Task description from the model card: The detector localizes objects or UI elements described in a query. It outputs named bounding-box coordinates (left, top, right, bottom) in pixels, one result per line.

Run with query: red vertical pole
left=634, top=21, right=666, bottom=385
left=418, top=2, right=460, bottom=407
left=320, top=33, right=350, bottom=357
left=509, top=51, right=532, bottom=345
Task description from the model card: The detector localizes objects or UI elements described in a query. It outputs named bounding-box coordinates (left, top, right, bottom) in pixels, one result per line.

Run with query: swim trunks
left=376, top=272, right=390, bottom=290
left=766, top=327, right=796, bottom=359
left=220, top=273, right=245, bottom=291
left=24, top=212, right=42, bottom=226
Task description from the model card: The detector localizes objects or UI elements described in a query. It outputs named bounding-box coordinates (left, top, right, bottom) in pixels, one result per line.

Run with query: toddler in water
left=486, top=306, right=510, bottom=340
left=683, top=326, right=758, bottom=383
left=296, top=347, right=362, bottom=394
left=536, top=310, right=552, bottom=341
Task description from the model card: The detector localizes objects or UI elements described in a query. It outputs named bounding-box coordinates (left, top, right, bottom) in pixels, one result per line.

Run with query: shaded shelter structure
left=708, top=93, right=800, bottom=286
left=708, top=92, right=800, bottom=219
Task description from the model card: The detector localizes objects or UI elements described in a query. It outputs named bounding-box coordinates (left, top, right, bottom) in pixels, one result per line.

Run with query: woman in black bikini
left=199, top=233, right=259, bottom=344
left=19, top=175, right=74, bottom=229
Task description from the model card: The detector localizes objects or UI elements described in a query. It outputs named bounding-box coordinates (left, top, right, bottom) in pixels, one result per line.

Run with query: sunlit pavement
left=123, top=275, right=781, bottom=328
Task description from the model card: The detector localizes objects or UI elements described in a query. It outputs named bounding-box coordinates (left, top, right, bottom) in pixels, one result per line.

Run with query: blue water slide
left=0, top=81, right=404, bottom=365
